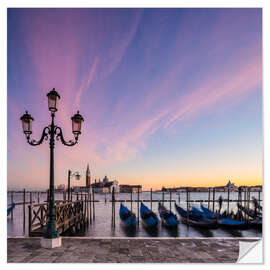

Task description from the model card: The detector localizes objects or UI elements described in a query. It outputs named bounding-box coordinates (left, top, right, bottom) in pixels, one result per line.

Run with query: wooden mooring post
left=162, top=191, right=164, bottom=205
left=244, top=187, right=247, bottom=221
left=11, top=191, right=14, bottom=220
left=84, top=194, right=87, bottom=223
left=227, top=188, right=230, bottom=214
left=23, top=189, right=26, bottom=230
left=30, top=192, right=32, bottom=205
left=186, top=188, right=189, bottom=225
left=111, top=188, right=114, bottom=227
left=130, top=190, right=133, bottom=213
left=212, top=188, right=215, bottom=213
left=169, top=191, right=172, bottom=211
left=150, top=188, right=152, bottom=210
left=89, top=191, right=92, bottom=224
left=137, top=187, right=140, bottom=227
left=92, top=187, right=95, bottom=221
left=111, top=187, right=115, bottom=227
left=208, top=188, right=211, bottom=209
left=178, top=192, right=180, bottom=204
left=247, top=187, right=251, bottom=222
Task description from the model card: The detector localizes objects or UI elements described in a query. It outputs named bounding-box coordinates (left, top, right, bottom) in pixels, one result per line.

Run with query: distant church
left=73, top=163, right=91, bottom=193
left=86, top=163, right=91, bottom=188
left=226, top=180, right=237, bottom=190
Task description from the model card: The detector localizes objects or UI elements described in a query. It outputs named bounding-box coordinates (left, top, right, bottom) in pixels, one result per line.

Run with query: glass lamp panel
left=22, top=118, right=32, bottom=134
left=72, top=119, right=81, bottom=134
left=48, top=95, right=58, bottom=112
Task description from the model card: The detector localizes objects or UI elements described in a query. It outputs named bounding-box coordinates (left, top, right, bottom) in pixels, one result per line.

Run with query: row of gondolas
left=119, top=198, right=262, bottom=231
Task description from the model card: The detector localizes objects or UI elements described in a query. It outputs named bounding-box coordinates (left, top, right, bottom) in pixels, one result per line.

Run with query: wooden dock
left=28, top=200, right=87, bottom=237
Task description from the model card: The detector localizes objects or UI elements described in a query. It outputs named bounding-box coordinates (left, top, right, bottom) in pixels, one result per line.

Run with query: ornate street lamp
left=68, top=170, right=80, bottom=201
left=20, top=88, right=84, bottom=248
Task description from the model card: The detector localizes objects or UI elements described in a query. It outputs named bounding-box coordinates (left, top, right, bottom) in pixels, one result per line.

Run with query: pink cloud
left=165, top=56, right=262, bottom=127
left=105, top=109, right=169, bottom=161
left=74, top=56, right=99, bottom=107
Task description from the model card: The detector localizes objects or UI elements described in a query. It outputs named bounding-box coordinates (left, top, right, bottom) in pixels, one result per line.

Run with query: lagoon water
left=7, top=191, right=262, bottom=238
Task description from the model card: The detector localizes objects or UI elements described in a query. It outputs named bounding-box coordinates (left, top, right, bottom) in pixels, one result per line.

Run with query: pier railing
left=28, top=201, right=86, bottom=237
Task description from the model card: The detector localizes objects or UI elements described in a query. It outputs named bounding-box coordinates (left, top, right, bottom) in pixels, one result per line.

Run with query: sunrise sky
left=7, top=8, right=262, bottom=190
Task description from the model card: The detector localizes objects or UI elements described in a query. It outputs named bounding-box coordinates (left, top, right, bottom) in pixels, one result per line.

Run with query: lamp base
left=40, top=237, right=62, bottom=248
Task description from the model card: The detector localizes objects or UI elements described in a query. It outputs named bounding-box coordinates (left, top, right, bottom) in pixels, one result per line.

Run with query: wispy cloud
left=165, top=56, right=262, bottom=127
left=74, top=56, right=99, bottom=107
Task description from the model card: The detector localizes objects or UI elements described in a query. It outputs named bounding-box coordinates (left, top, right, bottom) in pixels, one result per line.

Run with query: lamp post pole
left=20, top=88, right=84, bottom=248
left=68, top=170, right=80, bottom=201
left=44, top=112, right=58, bottom=239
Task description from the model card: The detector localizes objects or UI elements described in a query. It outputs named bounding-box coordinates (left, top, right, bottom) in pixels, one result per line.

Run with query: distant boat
left=175, top=203, right=217, bottom=229
left=7, top=203, right=15, bottom=216
left=158, top=202, right=178, bottom=227
left=119, top=203, right=136, bottom=229
left=140, top=202, right=159, bottom=229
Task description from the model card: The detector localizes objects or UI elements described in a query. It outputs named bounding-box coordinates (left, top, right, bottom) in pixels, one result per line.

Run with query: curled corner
left=237, top=240, right=263, bottom=263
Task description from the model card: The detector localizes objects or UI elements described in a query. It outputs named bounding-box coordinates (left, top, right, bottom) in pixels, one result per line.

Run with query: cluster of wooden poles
left=8, top=186, right=262, bottom=232
left=111, top=186, right=262, bottom=227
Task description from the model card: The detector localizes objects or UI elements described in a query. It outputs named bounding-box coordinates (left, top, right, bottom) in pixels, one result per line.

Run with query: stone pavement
left=7, top=237, right=259, bottom=263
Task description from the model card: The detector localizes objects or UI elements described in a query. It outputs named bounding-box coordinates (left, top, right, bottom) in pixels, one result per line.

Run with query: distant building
left=119, top=185, right=142, bottom=193
left=73, top=186, right=89, bottom=193
left=91, top=176, right=119, bottom=193
left=249, top=185, right=262, bottom=192
left=226, top=180, right=237, bottom=190
left=86, top=163, right=91, bottom=188
left=215, top=180, right=238, bottom=191
left=54, top=184, right=65, bottom=192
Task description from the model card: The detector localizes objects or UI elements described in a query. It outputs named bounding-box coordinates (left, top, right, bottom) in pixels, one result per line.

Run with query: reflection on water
left=121, top=224, right=138, bottom=237
left=142, top=225, right=159, bottom=237
left=7, top=191, right=262, bottom=238
left=163, top=226, right=179, bottom=237
left=223, top=229, right=243, bottom=238
left=192, top=227, right=214, bottom=238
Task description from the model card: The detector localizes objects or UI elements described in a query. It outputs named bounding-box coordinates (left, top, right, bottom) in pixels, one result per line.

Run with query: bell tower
left=86, top=163, right=91, bottom=187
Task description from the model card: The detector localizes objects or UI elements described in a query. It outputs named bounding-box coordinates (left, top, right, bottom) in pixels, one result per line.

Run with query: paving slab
left=7, top=237, right=260, bottom=263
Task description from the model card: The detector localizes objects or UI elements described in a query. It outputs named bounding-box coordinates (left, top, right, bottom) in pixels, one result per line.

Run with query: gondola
left=175, top=203, right=218, bottom=229
left=158, top=202, right=178, bottom=227
left=119, top=203, right=136, bottom=229
left=249, top=218, right=262, bottom=230
left=7, top=203, right=15, bottom=216
left=217, top=218, right=248, bottom=230
left=200, top=204, right=226, bottom=219
left=237, top=203, right=262, bottom=219
left=191, top=206, right=208, bottom=218
left=252, top=197, right=263, bottom=212
left=200, top=204, right=248, bottom=229
left=140, top=202, right=159, bottom=229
